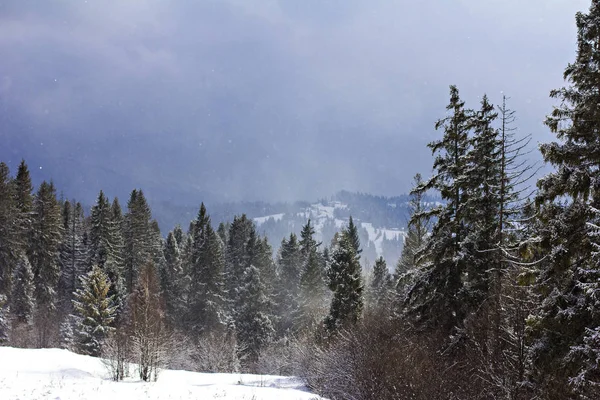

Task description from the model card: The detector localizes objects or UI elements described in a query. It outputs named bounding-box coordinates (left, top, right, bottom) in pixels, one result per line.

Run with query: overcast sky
left=0, top=0, right=590, bottom=204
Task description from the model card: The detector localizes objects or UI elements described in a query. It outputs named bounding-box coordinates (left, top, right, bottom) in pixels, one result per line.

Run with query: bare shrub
left=194, top=331, right=241, bottom=373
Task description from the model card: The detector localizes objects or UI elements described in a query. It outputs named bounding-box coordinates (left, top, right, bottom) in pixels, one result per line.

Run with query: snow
left=0, top=347, right=324, bottom=400
left=254, top=213, right=285, bottom=225
left=361, top=222, right=405, bottom=256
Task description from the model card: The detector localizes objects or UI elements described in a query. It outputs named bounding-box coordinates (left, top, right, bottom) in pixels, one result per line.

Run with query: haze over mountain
left=0, top=0, right=588, bottom=206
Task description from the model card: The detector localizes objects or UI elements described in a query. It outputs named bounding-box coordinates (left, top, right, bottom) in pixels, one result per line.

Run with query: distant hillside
left=150, top=191, right=439, bottom=270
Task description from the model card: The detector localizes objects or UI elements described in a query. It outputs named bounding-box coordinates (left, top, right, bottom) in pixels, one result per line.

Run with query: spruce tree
left=405, top=85, right=472, bottom=335
left=187, top=204, right=226, bottom=335
left=235, top=264, right=275, bottom=368
left=161, top=230, right=184, bottom=328
left=369, top=256, right=392, bottom=310
left=396, top=173, right=429, bottom=277
left=72, top=265, right=117, bottom=356
left=275, top=233, right=302, bottom=335
left=0, top=162, right=18, bottom=296
left=461, top=94, right=502, bottom=308
left=58, top=200, right=87, bottom=316
left=11, top=253, right=35, bottom=324
left=13, top=160, right=33, bottom=254
left=298, top=220, right=327, bottom=330
left=324, top=228, right=363, bottom=333
left=29, top=181, right=63, bottom=347
left=124, top=189, right=153, bottom=293
left=0, top=294, right=8, bottom=344
left=528, top=2, right=600, bottom=396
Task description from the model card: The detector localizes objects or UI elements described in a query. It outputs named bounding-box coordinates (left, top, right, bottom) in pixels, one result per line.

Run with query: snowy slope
left=0, top=347, right=323, bottom=400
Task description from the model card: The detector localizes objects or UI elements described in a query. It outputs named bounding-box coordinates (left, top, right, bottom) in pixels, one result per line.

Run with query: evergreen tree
left=13, top=160, right=33, bottom=253
left=405, top=85, right=472, bottom=335
left=72, top=265, right=117, bottom=356
left=275, top=233, right=302, bottom=335
left=89, top=191, right=112, bottom=269
left=396, top=173, right=429, bottom=277
left=124, top=189, right=153, bottom=293
left=0, top=162, right=18, bottom=296
left=298, top=220, right=327, bottom=330
left=461, top=94, right=502, bottom=308
left=58, top=200, right=86, bottom=316
left=0, top=294, right=8, bottom=344
left=528, top=2, right=600, bottom=396
left=188, top=204, right=226, bottom=335
left=369, top=256, right=392, bottom=310
left=29, top=181, right=63, bottom=347
left=235, top=265, right=275, bottom=368
left=172, top=224, right=185, bottom=248
left=346, top=216, right=362, bottom=255
left=324, top=229, right=363, bottom=333
left=161, top=230, right=184, bottom=328
left=10, top=253, right=35, bottom=324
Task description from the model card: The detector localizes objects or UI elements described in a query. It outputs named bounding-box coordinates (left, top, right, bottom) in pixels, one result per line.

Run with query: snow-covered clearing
left=0, top=347, right=323, bottom=400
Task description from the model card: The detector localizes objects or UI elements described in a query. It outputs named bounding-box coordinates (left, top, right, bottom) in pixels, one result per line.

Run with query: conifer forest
left=3, top=1, right=600, bottom=399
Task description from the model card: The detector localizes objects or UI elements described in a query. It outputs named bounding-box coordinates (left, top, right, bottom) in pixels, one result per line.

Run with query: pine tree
left=108, top=197, right=126, bottom=311
left=89, top=191, right=113, bottom=269
left=58, top=200, right=86, bottom=316
left=405, top=85, right=472, bottom=335
left=29, top=181, right=63, bottom=347
left=72, top=265, right=117, bottom=356
left=161, top=230, right=184, bottom=328
left=187, top=204, right=226, bottom=336
left=324, top=229, right=363, bottom=334
left=235, top=265, right=275, bottom=368
left=396, top=173, right=429, bottom=277
left=0, top=162, right=19, bottom=296
left=461, top=94, right=502, bottom=308
left=0, top=294, right=8, bottom=344
left=299, top=220, right=327, bottom=330
left=528, top=2, right=600, bottom=396
left=13, top=160, right=33, bottom=254
left=124, top=190, right=153, bottom=293
left=346, top=216, right=362, bottom=255
left=275, top=233, right=302, bottom=335
left=10, top=253, right=34, bottom=324
left=224, top=214, right=255, bottom=307
left=369, top=256, right=392, bottom=310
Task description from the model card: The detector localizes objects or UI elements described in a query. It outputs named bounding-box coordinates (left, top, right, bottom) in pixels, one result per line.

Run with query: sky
left=0, top=0, right=591, bottom=205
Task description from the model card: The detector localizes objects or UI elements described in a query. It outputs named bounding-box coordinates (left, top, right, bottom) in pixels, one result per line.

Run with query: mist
left=0, top=0, right=589, bottom=205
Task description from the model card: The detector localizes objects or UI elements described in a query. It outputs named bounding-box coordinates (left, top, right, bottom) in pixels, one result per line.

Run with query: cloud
left=0, top=0, right=590, bottom=204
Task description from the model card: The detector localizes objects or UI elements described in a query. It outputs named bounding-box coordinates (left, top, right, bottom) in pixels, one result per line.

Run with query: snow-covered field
left=0, top=347, right=323, bottom=400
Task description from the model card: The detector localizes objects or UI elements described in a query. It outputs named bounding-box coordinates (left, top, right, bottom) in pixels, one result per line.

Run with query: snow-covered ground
left=0, top=347, right=323, bottom=400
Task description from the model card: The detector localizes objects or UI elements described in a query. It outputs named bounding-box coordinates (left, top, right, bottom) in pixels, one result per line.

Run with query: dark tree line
left=0, top=161, right=366, bottom=377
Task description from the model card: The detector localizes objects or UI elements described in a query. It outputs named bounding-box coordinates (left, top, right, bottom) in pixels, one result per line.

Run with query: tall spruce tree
left=405, top=85, right=472, bottom=335
left=0, top=162, right=18, bottom=296
left=368, top=256, right=392, bottom=310
left=275, top=233, right=303, bottom=335
left=124, top=190, right=153, bottom=293
left=396, top=173, right=429, bottom=277
left=13, top=160, right=33, bottom=254
left=58, top=200, right=87, bottom=316
left=187, top=204, right=226, bottom=336
left=29, top=181, right=63, bottom=347
left=298, top=220, right=327, bottom=330
left=161, top=230, right=184, bottom=328
left=528, top=2, right=600, bottom=397
left=10, top=253, right=34, bottom=324
left=72, top=265, right=117, bottom=356
left=324, top=227, right=363, bottom=334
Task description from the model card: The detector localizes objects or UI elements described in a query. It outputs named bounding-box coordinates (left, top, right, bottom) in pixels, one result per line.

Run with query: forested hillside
left=2, top=2, right=600, bottom=399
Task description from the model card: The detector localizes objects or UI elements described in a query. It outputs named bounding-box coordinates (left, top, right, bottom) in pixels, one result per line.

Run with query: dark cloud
left=0, top=0, right=590, bottom=205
